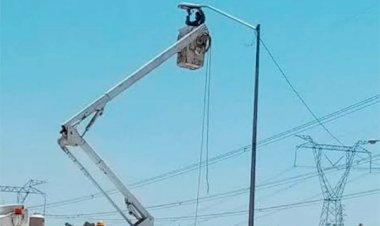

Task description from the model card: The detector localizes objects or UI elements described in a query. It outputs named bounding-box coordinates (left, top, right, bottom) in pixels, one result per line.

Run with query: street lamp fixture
left=358, top=139, right=380, bottom=145
left=178, top=2, right=203, bottom=9
left=367, top=139, right=380, bottom=145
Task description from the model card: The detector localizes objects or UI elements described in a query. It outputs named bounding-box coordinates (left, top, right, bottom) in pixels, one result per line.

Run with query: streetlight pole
left=249, top=23, right=260, bottom=226
left=178, top=3, right=260, bottom=226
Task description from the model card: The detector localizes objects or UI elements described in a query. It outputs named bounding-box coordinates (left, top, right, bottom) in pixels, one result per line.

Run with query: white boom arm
left=58, top=24, right=207, bottom=226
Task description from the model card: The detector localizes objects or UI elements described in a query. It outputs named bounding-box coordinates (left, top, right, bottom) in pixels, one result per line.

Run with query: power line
left=44, top=188, right=380, bottom=222
left=151, top=188, right=380, bottom=221
left=29, top=95, right=379, bottom=210
left=40, top=154, right=378, bottom=219
left=260, top=94, right=379, bottom=146
left=259, top=38, right=346, bottom=145
left=153, top=155, right=378, bottom=214
left=253, top=170, right=376, bottom=222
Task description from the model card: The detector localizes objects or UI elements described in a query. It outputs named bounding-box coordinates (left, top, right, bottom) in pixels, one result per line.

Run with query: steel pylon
left=295, top=135, right=372, bottom=226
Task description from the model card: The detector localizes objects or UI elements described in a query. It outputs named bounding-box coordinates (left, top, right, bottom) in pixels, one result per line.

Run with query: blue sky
left=1, top=0, right=379, bottom=225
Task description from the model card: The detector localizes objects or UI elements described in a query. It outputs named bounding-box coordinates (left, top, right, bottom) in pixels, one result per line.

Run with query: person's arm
left=185, top=9, right=191, bottom=25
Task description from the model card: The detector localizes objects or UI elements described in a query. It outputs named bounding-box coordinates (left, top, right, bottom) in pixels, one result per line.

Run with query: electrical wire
left=205, top=47, right=212, bottom=194
left=254, top=168, right=376, bottom=222
left=259, top=38, right=345, bottom=146
left=28, top=95, right=379, bottom=211
left=41, top=154, right=378, bottom=219
left=194, top=46, right=213, bottom=226
left=45, top=188, right=380, bottom=222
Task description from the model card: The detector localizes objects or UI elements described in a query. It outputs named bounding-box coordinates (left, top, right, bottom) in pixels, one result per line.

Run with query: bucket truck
left=57, top=7, right=210, bottom=226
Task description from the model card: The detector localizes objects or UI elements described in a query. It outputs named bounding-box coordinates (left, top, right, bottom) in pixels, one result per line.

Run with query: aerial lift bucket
left=177, top=25, right=210, bottom=70
left=176, top=5, right=211, bottom=72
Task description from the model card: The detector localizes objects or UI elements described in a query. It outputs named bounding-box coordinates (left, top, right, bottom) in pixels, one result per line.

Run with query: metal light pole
left=249, top=23, right=260, bottom=226
left=178, top=3, right=260, bottom=226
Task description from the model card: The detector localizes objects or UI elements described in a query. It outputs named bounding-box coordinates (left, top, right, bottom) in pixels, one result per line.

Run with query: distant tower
left=0, top=179, right=46, bottom=213
left=16, top=179, right=46, bottom=204
left=295, top=135, right=372, bottom=226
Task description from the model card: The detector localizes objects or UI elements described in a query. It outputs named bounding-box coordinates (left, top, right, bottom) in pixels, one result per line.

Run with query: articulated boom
left=58, top=24, right=209, bottom=226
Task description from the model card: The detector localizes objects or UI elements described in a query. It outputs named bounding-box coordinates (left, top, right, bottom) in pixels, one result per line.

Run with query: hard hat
left=96, top=221, right=105, bottom=226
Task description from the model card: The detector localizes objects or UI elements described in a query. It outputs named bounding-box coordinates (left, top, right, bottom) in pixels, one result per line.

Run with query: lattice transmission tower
left=295, top=135, right=373, bottom=226
left=0, top=179, right=47, bottom=213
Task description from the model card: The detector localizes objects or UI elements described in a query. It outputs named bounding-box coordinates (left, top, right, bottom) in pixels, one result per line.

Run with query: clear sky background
left=1, top=0, right=379, bottom=226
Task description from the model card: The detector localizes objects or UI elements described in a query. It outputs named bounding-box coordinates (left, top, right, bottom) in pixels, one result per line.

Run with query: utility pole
left=295, top=135, right=375, bottom=226
left=249, top=23, right=260, bottom=226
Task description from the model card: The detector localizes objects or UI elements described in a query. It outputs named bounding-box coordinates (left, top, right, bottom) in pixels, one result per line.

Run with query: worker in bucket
left=186, top=8, right=205, bottom=26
